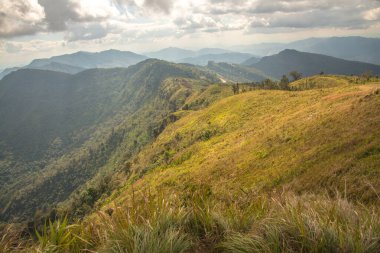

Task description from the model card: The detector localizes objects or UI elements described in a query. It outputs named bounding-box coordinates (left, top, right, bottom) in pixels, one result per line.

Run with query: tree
left=361, top=70, right=373, bottom=82
left=232, top=83, right=239, bottom=94
left=289, top=71, right=302, bottom=81
left=279, top=75, right=290, bottom=90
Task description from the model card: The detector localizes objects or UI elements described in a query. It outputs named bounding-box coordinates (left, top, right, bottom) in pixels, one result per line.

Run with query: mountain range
left=247, top=49, right=380, bottom=79
left=237, top=36, right=380, bottom=65
left=2, top=36, right=380, bottom=82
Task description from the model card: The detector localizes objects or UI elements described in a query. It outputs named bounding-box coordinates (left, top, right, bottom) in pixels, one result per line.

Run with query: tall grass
left=2, top=190, right=380, bottom=252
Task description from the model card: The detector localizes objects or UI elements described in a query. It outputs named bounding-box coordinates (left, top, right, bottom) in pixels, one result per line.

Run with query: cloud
left=143, top=0, right=173, bottom=14
left=0, top=0, right=45, bottom=37
left=364, top=7, right=380, bottom=21
left=37, top=0, right=120, bottom=31
left=64, top=22, right=109, bottom=41
left=1, top=0, right=380, bottom=42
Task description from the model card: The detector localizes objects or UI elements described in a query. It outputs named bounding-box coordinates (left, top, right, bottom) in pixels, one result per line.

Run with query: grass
left=115, top=79, right=380, bottom=206
left=3, top=190, right=380, bottom=252
left=2, top=75, right=380, bottom=252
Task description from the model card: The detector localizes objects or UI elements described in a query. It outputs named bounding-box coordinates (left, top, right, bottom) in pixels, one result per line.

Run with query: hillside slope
left=0, top=60, right=221, bottom=222
left=112, top=78, right=380, bottom=204
left=250, top=49, right=380, bottom=79
left=3, top=76, right=380, bottom=252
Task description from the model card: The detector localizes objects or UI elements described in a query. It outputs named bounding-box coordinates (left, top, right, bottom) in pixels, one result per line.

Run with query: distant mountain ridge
left=0, top=49, right=148, bottom=80
left=179, top=52, right=254, bottom=66
left=145, top=47, right=253, bottom=64
left=237, top=36, right=380, bottom=65
left=248, top=49, right=380, bottom=79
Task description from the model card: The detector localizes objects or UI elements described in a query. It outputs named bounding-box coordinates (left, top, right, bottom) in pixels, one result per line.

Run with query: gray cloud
left=65, top=23, right=108, bottom=41
left=1, top=0, right=380, bottom=40
left=0, top=0, right=45, bottom=37
left=143, top=0, right=173, bottom=14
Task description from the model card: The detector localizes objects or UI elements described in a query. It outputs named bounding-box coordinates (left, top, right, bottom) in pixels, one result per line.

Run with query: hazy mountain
left=238, top=37, right=380, bottom=65
left=179, top=52, right=254, bottom=66
left=0, top=60, right=219, bottom=221
left=27, top=49, right=148, bottom=69
left=0, top=49, right=149, bottom=80
left=196, top=48, right=232, bottom=55
left=241, top=56, right=261, bottom=66
left=0, top=67, right=21, bottom=80
left=146, top=47, right=236, bottom=62
left=28, top=62, right=85, bottom=74
left=250, top=49, right=380, bottom=79
left=145, top=47, right=195, bottom=61
left=206, top=61, right=271, bottom=82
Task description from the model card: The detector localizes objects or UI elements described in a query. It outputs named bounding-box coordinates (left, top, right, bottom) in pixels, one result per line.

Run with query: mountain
left=238, top=36, right=380, bottom=65
left=27, top=62, right=85, bottom=74
left=241, top=56, right=261, bottom=66
left=1, top=60, right=380, bottom=251
left=145, top=47, right=194, bottom=61
left=250, top=49, right=380, bottom=79
left=196, top=48, right=232, bottom=55
left=0, top=67, right=21, bottom=80
left=206, top=61, right=272, bottom=82
left=0, top=49, right=149, bottom=80
left=27, top=49, right=148, bottom=69
left=179, top=52, right=254, bottom=66
left=8, top=74, right=380, bottom=252
left=0, top=60, right=220, bottom=221
left=146, top=47, right=237, bottom=62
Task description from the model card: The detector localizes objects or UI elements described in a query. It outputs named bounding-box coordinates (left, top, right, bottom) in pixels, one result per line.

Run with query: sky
left=1, top=0, right=380, bottom=69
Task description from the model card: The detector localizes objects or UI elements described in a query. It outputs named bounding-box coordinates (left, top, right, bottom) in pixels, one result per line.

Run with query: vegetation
left=1, top=191, right=379, bottom=252
left=0, top=60, right=222, bottom=222
left=1, top=61, right=380, bottom=251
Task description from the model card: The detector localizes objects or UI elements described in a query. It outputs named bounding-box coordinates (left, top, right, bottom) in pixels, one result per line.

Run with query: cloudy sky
left=1, top=0, right=380, bottom=68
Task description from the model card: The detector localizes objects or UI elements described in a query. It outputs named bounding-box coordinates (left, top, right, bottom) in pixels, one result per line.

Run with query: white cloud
left=364, top=7, right=380, bottom=20
left=0, top=0, right=45, bottom=37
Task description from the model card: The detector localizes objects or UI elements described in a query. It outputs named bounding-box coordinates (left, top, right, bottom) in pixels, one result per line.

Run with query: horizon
left=1, top=35, right=380, bottom=70
left=1, top=0, right=380, bottom=69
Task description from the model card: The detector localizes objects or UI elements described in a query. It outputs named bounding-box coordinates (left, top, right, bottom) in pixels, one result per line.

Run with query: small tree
left=232, top=83, right=239, bottom=94
left=289, top=71, right=302, bottom=81
left=279, top=75, right=290, bottom=90
left=361, top=71, right=373, bottom=82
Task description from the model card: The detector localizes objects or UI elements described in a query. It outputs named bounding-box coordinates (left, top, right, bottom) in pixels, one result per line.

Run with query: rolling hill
left=0, top=60, right=221, bottom=222
left=248, top=49, right=380, bottom=79
left=5, top=75, right=379, bottom=252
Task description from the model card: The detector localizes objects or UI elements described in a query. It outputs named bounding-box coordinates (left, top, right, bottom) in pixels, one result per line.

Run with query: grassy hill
left=113, top=77, right=380, bottom=204
left=0, top=60, right=221, bottom=222
left=2, top=75, right=380, bottom=252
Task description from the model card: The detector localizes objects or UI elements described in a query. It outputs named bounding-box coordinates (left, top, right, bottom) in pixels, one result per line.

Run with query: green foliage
left=13, top=191, right=380, bottom=252
left=35, top=216, right=77, bottom=252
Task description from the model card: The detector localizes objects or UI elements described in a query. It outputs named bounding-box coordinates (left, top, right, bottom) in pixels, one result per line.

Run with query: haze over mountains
left=2, top=36, right=380, bottom=82
left=237, top=36, right=380, bottom=65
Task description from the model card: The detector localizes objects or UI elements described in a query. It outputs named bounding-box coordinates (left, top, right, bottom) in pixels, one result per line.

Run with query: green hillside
left=1, top=73, right=380, bottom=252
left=0, top=60, right=221, bottom=222
left=114, top=77, right=380, bottom=204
